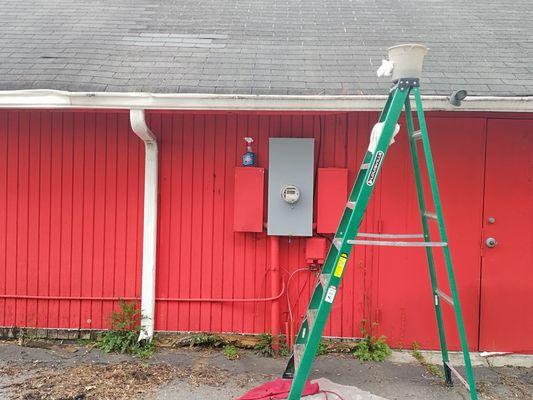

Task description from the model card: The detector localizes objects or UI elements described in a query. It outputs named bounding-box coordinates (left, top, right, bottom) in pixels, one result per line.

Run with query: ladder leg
left=286, top=87, right=410, bottom=400
left=412, top=88, right=478, bottom=400
left=378, top=90, right=394, bottom=123
left=404, top=97, right=453, bottom=386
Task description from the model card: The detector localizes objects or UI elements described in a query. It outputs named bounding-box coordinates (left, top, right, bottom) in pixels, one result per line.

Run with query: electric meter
left=280, top=184, right=300, bottom=204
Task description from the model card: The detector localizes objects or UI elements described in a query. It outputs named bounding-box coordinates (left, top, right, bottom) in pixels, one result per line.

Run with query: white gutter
left=0, top=90, right=532, bottom=112
left=129, top=109, right=158, bottom=342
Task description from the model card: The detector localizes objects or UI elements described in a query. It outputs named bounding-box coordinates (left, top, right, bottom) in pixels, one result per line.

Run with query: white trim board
left=0, top=90, right=532, bottom=112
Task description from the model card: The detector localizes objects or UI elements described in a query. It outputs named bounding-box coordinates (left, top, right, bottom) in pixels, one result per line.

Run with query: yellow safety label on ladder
left=334, top=253, right=348, bottom=278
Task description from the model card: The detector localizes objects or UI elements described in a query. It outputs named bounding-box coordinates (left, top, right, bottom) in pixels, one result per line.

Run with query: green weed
left=188, top=333, right=225, bottom=348
left=412, top=342, right=444, bottom=378
left=97, top=300, right=155, bottom=358
left=317, top=340, right=328, bottom=356
left=254, top=333, right=292, bottom=357
left=223, top=344, right=240, bottom=360
left=353, top=335, right=391, bottom=361
left=279, top=335, right=290, bottom=357
left=255, top=333, right=275, bottom=357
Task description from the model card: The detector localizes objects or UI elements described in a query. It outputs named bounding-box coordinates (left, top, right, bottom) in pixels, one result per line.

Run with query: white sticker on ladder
left=325, top=286, right=337, bottom=303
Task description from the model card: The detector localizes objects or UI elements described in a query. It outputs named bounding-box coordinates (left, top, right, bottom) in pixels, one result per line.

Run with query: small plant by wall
left=254, top=333, right=275, bottom=357
left=223, top=344, right=240, bottom=360
left=412, top=341, right=444, bottom=378
left=352, top=321, right=391, bottom=362
left=316, top=340, right=328, bottom=356
left=97, top=300, right=155, bottom=358
left=253, top=333, right=291, bottom=357
left=353, top=335, right=391, bottom=361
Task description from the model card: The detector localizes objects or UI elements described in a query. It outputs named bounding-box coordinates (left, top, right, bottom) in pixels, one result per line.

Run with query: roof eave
left=0, top=90, right=532, bottom=112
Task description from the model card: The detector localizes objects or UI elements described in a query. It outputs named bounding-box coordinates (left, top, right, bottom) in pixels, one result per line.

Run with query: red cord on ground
left=320, top=389, right=345, bottom=400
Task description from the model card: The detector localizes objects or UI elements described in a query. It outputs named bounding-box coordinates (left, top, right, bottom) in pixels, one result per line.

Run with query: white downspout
left=129, top=109, right=158, bottom=342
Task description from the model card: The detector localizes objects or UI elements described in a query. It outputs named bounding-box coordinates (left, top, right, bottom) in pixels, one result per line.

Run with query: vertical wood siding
left=0, top=110, right=144, bottom=330
left=151, top=112, right=371, bottom=338
left=1, top=109, right=531, bottom=352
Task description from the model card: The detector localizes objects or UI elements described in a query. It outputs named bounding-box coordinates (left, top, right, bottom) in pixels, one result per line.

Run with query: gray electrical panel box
left=267, top=138, right=314, bottom=236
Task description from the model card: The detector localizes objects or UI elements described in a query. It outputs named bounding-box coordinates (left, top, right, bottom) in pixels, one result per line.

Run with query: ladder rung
left=346, top=201, right=355, bottom=210
left=293, top=343, right=305, bottom=373
left=319, top=273, right=330, bottom=288
left=435, top=289, right=455, bottom=306
left=445, top=361, right=471, bottom=391
left=361, top=162, right=370, bottom=170
left=348, top=239, right=447, bottom=247
left=332, top=238, right=343, bottom=250
left=307, top=309, right=318, bottom=330
left=412, top=130, right=422, bottom=141
left=357, top=232, right=424, bottom=239
left=424, top=211, right=439, bottom=220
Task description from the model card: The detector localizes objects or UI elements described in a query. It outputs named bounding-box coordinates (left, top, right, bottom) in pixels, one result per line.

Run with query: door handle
left=485, top=237, right=497, bottom=248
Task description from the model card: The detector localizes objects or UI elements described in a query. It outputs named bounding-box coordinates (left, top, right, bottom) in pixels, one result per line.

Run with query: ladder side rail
left=283, top=150, right=376, bottom=378
left=404, top=96, right=453, bottom=385
left=283, top=138, right=383, bottom=378
left=343, top=87, right=410, bottom=243
left=377, top=90, right=394, bottom=123
left=413, top=88, right=478, bottom=399
left=287, top=87, right=409, bottom=400
left=343, top=90, right=395, bottom=213
left=282, top=107, right=386, bottom=380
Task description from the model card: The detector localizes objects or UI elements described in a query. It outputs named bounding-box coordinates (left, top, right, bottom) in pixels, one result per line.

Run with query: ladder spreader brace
left=282, top=78, right=478, bottom=400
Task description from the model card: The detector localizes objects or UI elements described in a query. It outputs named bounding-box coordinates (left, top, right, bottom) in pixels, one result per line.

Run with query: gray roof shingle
left=1, top=0, right=532, bottom=96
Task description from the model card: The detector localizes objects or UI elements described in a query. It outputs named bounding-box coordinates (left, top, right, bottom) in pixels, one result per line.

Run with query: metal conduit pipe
left=0, top=289, right=286, bottom=302
left=129, top=109, right=158, bottom=342
left=270, top=236, right=281, bottom=351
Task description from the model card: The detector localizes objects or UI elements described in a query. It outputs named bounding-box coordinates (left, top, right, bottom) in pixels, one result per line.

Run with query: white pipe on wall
left=129, top=109, right=158, bottom=342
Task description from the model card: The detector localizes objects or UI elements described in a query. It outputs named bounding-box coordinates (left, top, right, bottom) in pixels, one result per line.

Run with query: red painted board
left=480, top=119, right=533, bottom=353
left=374, top=116, right=485, bottom=351
left=233, top=167, right=265, bottom=232
left=317, top=168, right=348, bottom=234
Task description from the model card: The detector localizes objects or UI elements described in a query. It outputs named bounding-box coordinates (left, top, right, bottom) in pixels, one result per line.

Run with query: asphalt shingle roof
left=1, top=0, right=532, bottom=96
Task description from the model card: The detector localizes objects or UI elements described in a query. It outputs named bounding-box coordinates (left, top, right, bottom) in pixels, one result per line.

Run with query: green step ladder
left=282, top=78, right=478, bottom=400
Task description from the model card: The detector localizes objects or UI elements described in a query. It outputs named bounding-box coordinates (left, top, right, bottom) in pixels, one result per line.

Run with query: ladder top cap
left=387, top=44, right=429, bottom=81
left=388, top=44, right=429, bottom=53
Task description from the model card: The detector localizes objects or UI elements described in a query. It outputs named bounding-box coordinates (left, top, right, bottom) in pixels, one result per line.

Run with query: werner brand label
left=366, top=151, right=384, bottom=186
left=325, top=286, right=337, bottom=303
left=334, top=253, right=348, bottom=278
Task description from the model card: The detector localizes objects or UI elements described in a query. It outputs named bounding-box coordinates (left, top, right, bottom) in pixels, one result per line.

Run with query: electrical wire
left=320, top=390, right=345, bottom=400
left=285, top=267, right=313, bottom=323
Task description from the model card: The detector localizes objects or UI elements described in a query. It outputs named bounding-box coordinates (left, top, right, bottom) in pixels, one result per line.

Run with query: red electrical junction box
left=233, top=167, right=265, bottom=232
left=305, top=237, right=327, bottom=266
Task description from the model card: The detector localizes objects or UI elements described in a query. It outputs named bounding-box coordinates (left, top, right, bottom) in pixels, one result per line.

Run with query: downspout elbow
left=129, top=109, right=158, bottom=342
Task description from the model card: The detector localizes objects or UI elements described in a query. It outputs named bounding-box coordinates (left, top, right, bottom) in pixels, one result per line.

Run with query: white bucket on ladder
left=388, top=44, right=429, bottom=80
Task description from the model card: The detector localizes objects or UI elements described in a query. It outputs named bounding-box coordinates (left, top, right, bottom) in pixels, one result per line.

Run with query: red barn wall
left=0, top=109, right=531, bottom=352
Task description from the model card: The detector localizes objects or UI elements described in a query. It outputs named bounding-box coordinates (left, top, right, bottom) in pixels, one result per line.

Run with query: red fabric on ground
left=237, top=378, right=319, bottom=400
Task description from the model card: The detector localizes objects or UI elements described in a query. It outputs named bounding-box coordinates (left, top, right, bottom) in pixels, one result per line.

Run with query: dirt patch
left=477, top=367, right=532, bottom=400
left=4, top=362, right=177, bottom=400
left=1, top=360, right=251, bottom=400
left=182, top=363, right=230, bottom=388
left=0, top=363, right=23, bottom=377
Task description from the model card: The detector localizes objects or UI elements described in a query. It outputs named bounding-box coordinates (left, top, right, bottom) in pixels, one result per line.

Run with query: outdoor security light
left=449, top=89, right=468, bottom=107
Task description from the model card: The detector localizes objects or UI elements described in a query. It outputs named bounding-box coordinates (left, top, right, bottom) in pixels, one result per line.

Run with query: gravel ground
left=0, top=340, right=531, bottom=399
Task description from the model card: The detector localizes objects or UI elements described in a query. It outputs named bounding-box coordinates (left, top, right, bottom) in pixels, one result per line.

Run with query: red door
left=479, top=119, right=533, bottom=352
left=374, top=116, right=485, bottom=351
